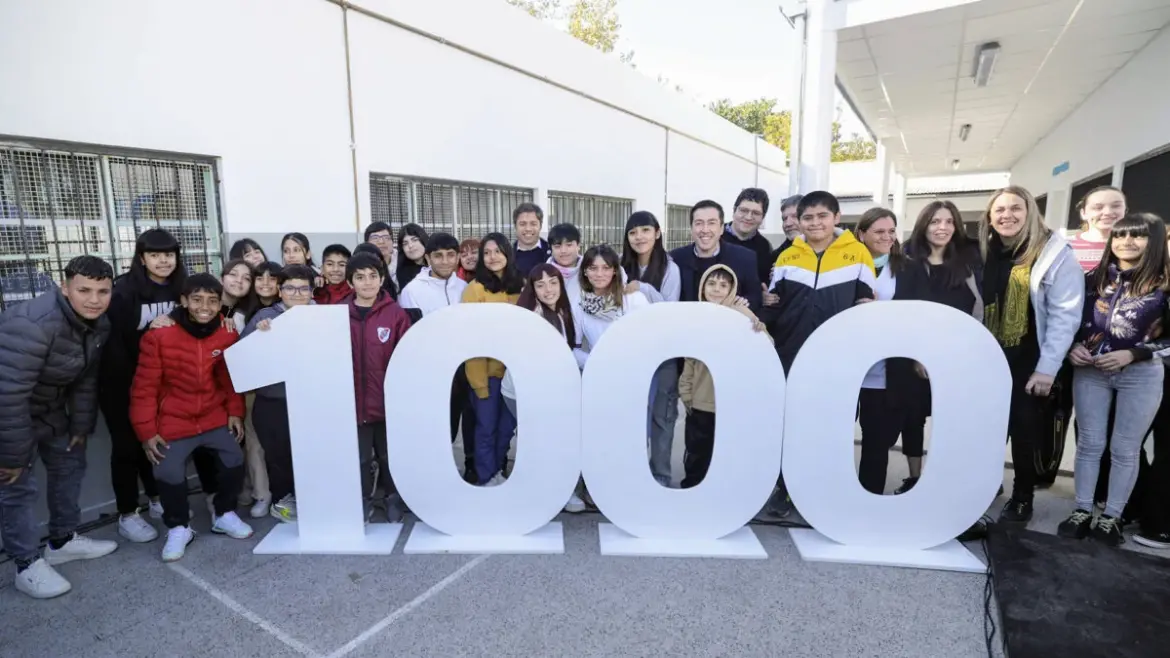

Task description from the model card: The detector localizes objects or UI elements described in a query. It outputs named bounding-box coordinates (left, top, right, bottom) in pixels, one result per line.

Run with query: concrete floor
left=1, top=417, right=1164, bottom=658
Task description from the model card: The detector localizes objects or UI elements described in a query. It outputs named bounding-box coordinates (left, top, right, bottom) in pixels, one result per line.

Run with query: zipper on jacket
left=196, top=339, right=204, bottom=435
left=813, top=251, right=826, bottom=287
left=359, top=320, right=369, bottom=424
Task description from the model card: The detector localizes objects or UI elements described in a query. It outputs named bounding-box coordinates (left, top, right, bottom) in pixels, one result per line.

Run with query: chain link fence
left=547, top=191, right=634, bottom=249
left=370, top=174, right=532, bottom=241
left=0, top=141, right=221, bottom=310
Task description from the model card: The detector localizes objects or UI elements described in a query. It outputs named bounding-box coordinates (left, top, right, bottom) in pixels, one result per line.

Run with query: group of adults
left=2, top=182, right=1168, bottom=601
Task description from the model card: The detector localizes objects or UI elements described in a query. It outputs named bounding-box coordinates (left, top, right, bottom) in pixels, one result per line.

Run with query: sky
left=606, top=0, right=869, bottom=139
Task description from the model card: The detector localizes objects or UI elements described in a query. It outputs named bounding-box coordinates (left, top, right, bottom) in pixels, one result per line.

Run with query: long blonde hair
left=979, top=185, right=1050, bottom=266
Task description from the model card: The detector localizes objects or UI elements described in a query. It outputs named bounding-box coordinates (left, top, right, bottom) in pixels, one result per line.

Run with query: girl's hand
left=149, top=315, right=175, bottom=330
left=314, top=276, right=324, bottom=289
left=1069, top=343, right=1094, bottom=367
left=752, top=320, right=766, bottom=333
left=623, top=281, right=640, bottom=295
left=734, top=296, right=749, bottom=309
left=222, top=317, right=237, bottom=333
left=1095, top=350, right=1134, bottom=373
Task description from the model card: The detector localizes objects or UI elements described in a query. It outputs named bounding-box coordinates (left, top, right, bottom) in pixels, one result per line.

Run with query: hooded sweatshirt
left=679, top=265, right=772, bottom=413
left=99, top=271, right=181, bottom=406
left=399, top=267, right=469, bottom=316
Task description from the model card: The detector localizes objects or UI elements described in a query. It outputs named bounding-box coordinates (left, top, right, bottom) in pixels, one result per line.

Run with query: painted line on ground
left=324, top=554, right=491, bottom=658
left=169, top=563, right=320, bottom=657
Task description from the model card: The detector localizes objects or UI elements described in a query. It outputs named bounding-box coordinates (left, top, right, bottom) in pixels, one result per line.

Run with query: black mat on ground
left=986, top=525, right=1170, bottom=658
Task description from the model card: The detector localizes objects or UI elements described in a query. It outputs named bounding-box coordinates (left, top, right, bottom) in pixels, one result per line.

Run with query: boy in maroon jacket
left=346, top=253, right=413, bottom=522
left=130, top=273, right=252, bottom=562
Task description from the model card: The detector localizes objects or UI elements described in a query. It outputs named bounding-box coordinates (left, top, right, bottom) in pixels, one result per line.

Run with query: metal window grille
left=0, top=142, right=221, bottom=310
left=547, top=191, right=634, bottom=249
left=666, top=204, right=692, bottom=251
left=369, top=174, right=532, bottom=241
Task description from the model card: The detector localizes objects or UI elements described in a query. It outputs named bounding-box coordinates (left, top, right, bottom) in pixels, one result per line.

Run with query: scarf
left=580, top=291, right=623, bottom=321
left=169, top=306, right=220, bottom=340
left=983, top=237, right=1031, bottom=348
left=872, top=253, right=890, bottom=270
left=551, top=256, right=580, bottom=281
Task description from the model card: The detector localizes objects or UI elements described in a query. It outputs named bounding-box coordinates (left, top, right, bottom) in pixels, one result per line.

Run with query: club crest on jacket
left=377, top=327, right=392, bottom=343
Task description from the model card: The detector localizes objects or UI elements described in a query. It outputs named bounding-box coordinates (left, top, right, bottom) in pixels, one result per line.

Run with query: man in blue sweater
left=669, top=200, right=762, bottom=311
left=512, top=203, right=552, bottom=278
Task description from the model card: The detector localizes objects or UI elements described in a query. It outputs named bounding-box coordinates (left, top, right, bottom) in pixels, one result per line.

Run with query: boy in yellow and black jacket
left=761, top=192, right=876, bottom=372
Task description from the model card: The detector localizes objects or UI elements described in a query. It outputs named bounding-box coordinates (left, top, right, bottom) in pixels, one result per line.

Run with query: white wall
left=1011, top=25, right=1170, bottom=227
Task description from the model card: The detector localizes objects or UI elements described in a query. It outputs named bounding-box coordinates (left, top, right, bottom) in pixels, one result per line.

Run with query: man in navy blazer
left=669, top=199, right=762, bottom=311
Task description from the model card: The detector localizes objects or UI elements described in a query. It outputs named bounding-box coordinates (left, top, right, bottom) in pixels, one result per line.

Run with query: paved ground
left=2, top=421, right=1165, bottom=658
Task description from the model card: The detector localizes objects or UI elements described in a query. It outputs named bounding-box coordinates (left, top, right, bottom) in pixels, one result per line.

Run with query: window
left=547, top=191, right=634, bottom=249
left=0, top=142, right=221, bottom=310
left=369, top=174, right=532, bottom=240
left=666, top=204, right=692, bottom=251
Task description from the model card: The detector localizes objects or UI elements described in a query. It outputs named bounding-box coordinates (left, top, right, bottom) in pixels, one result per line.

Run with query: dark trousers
left=681, top=409, right=716, bottom=489
left=1007, top=368, right=1045, bottom=504
left=1142, top=365, right=1170, bottom=535
left=252, top=396, right=294, bottom=502
left=450, top=366, right=476, bottom=473
left=105, top=400, right=219, bottom=514
left=0, top=425, right=85, bottom=562
left=152, top=427, right=244, bottom=529
left=358, top=422, right=393, bottom=500
left=470, top=378, right=516, bottom=484
left=858, top=388, right=904, bottom=494
left=1036, top=365, right=1074, bottom=485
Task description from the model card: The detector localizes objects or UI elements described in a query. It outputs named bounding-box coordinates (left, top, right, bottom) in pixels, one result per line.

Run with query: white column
left=787, top=9, right=806, bottom=196
left=872, top=142, right=890, bottom=207
left=892, top=172, right=908, bottom=235
left=797, top=0, right=838, bottom=193
left=1111, top=162, right=1126, bottom=189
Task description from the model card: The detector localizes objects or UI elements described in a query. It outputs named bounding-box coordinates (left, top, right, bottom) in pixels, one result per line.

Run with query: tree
left=567, top=0, right=621, bottom=54
left=708, top=98, right=877, bottom=163
left=506, top=0, right=562, bottom=20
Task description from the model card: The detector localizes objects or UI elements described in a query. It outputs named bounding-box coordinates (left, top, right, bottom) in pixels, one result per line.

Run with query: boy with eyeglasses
left=240, top=264, right=317, bottom=523
left=722, top=188, right=775, bottom=288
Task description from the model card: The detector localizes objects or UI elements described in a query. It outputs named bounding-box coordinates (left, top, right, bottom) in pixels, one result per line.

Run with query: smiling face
left=781, top=205, right=801, bottom=240
left=702, top=273, right=733, bottom=305
left=585, top=255, right=616, bottom=292
left=1082, top=189, right=1127, bottom=235
left=1111, top=229, right=1149, bottom=268
left=222, top=263, right=252, bottom=300
left=402, top=235, right=426, bottom=263
left=551, top=240, right=580, bottom=268
left=350, top=267, right=383, bottom=303
left=860, top=217, right=897, bottom=257
left=990, top=193, right=1028, bottom=240
left=799, top=203, right=840, bottom=247
left=368, top=230, right=395, bottom=262
left=63, top=274, right=113, bottom=320
left=280, top=278, right=312, bottom=307
left=459, top=245, right=479, bottom=271
left=926, top=208, right=957, bottom=250
left=732, top=200, right=765, bottom=236
left=515, top=212, right=542, bottom=248
left=254, top=271, right=279, bottom=300
left=322, top=253, right=348, bottom=285
left=142, top=250, right=176, bottom=283
left=533, top=272, right=562, bottom=308
left=241, top=245, right=266, bottom=268
left=691, top=207, right=722, bottom=255
left=427, top=248, right=459, bottom=280
left=182, top=289, right=221, bottom=325
left=282, top=239, right=308, bottom=266
left=482, top=240, right=507, bottom=275
left=627, top=225, right=659, bottom=258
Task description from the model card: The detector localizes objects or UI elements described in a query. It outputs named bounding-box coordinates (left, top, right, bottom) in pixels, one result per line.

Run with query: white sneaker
left=484, top=473, right=506, bottom=487
left=44, top=533, right=118, bottom=565
left=118, top=512, right=159, bottom=543
left=161, top=526, right=196, bottom=562
left=270, top=494, right=297, bottom=523
left=563, top=493, right=587, bottom=514
left=14, top=559, right=72, bottom=599
left=212, top=511, right=254, bottom=539
left=249, top=497, right=270, bottom=519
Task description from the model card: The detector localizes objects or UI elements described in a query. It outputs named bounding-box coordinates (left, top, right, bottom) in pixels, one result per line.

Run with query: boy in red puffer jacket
left=346, top=253, right=413, bottom=523
left=314, top=244, right=354, bottom=305
left=130, top=273, right=252, bottom=562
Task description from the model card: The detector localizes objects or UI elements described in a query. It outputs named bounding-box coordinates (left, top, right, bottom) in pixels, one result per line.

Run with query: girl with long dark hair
left=461, top=233, right=524, bottom=485
left=1060, top=213, right=1170, bottom=545
left=621, top=211, right=681, bottom=487
left=250, top=261, right=282, bottom=316
left=229, top=238, right=268, bottom=269
left=396, top=224, right=429, bottom=289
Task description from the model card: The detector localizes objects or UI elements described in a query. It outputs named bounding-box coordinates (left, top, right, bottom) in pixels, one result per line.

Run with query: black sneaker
left=999, top=499, right=1033, bottom=524
left=1133, top=531, right=1170, bottom=549
left=894, top=477, right=919, bottom=495
left=462, top=467, right=477, bottom=485
left=382, top=495, right=406, bottom=524
left=768, top=491, right=794, bottom=519
left=1092, top=514, right=1124, bottom=546
left=1057, top=509, right=1093, bottom=539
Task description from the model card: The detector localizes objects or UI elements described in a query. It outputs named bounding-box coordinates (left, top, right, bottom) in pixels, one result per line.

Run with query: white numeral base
left=403, top=522, right=565, bottom=554
left=788, top=529, right=986, bottom=573
left=253, top=522, right=403, bottom=555
left=598, top=523, right=768, bottom=559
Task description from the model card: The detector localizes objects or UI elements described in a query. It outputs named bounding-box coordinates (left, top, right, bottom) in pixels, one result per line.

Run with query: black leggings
left=858, top=388, right=904, bottom=494
left=1141, top=365, right=1170, bottom=535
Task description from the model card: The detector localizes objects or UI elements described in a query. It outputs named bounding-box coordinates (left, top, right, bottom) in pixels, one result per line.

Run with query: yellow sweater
left=462, top=281, right=521, bottom=398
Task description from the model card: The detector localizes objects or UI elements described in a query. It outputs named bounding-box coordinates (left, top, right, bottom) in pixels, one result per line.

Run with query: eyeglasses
left=735, top=208, right=764, bottom=220
left=281, top=285, right=312, bottom=296
left=369, top=235, right=392, bottom=243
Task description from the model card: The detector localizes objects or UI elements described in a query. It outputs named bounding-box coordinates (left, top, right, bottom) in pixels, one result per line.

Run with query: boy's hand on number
left=149, top=315, right=175, bottom=330
left=1024, top=372, right=1055, bottom=397
left=144, top=436, right=168, bottom=465
left=734, top=296, right=749, bottom=309
left=1069, top=343, right=1094, bottom=367
left=227, top=417, right=244, bottom=442
left=752, top=320, right=766, bottom=333
left=0, top=467, right=23, bottom=485
left=257, top=319, right=272, bottom=332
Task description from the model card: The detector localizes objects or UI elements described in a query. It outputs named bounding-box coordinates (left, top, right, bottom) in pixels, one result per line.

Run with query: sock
left=47, top=534, right=73, bottom=550
left=15, top=557, right=35, bottom=573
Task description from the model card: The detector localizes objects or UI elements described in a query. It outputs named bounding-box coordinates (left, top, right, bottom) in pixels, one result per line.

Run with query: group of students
left=2, top=183, right=1169, bottom=600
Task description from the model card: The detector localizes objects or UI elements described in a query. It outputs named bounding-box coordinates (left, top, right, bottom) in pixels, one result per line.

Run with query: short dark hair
left=63, top=255, right=113, bottom=281
left=512, top=203, right=544, bottom=224
left=780, top=194, right=803, bottom=213
left=425, top=232, right=459, bottom=255
left=182, top=272, right=223, bottom=298
left=548, top=223, right=581, bottom=246
left=278, top=264, right=316, bottom=285
left=691, top=200, right=724, bottom=223
left=345, top=252, right=386, bottom=283
left=734, top=188, right=770, bottom=216
left=253, top=261, right=282, bottom=279
left=353, top=242, right=382, bottom=259
left=322, top=244, right=352, bottom=260
left=796, top=191, right=840, bottom=218
left=363, top=221, right=393, bottom=242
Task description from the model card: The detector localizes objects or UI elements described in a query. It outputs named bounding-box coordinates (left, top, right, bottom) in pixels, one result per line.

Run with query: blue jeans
left=1073, top=361, right=1164, bottom=518
left=647, top=361, right=679, bottom=487
left=470, top=377, right=517, bottom=485
left=0, top=427, right=86, bottom=563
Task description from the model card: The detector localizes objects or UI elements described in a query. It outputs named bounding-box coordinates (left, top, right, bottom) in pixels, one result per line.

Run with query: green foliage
left=506, top=0, right=562, bottom=20
left=708, top=97, right=877, bottom=163
left=567, top=0, right=621, bottom=53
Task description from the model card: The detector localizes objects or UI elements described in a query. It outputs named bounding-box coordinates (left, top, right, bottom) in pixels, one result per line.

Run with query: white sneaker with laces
left=161, top=526, right=196, bottom=562
left=44, top=533, right=118, bottom=565
left=563, top=494, right=587, bottom=514
left=118, top=512, right=159, bottom=543
left=14, top=559, right=72, bottom=599
left=249, top=497, right=270, bottom=519
left=212, top=511, right=254, bottom=539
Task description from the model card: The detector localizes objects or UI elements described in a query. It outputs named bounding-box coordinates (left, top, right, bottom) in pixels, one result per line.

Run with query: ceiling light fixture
left=972, top=42, right=1001, bottom=87
left=959, top=124, right=972, bottom=142
left=950, top=159, right=961, bottom=171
